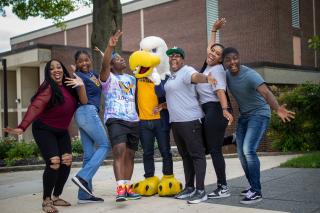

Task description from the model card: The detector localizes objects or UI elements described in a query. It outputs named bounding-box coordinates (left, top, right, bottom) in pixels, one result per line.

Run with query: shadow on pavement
left=204, top=168, right=320, bottom=213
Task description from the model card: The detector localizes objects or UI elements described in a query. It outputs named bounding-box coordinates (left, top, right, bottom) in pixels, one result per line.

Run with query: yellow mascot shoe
left=133, top=176, right=160, bottom=196
left=158, top=175, right=183, bottom=197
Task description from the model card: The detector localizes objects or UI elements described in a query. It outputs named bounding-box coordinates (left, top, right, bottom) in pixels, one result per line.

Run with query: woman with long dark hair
left=4, top=59, right=87, bottom=213
left=196, top=18, right=234, bottom=199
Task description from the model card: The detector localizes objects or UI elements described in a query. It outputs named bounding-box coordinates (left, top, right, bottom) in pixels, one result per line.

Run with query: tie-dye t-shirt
left=101, top=72, right=139, bottom=123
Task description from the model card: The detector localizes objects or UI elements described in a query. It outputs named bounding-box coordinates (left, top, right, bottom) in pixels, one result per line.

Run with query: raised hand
left=108, top=30, right=123, bottom=48
left=3, top=127, right=23, bottom=135
left=94, top=46, right=104, bottom=57
left=70, top=64, right=76, bottom=72
left=65, top=73, right=84, bottom=88
left=277, top=104, right=296, bottom=122
left=212, top=17, right=226, bottom=32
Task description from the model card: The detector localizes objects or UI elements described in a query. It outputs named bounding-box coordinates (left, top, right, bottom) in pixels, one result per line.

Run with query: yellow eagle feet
left=158, top=175, right=183, bottom=197
left=133, top=175, right=182, bottom=197
left=133, top=176, right=160, bottom=196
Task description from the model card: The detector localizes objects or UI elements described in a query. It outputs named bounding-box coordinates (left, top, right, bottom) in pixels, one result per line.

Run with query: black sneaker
left=78, top=196, right=104, bottom=204
left=187, top=190, right=208, bottom=204
left=240, top=188, right=251, bottom=196
left=240, top=191, right=262, bottom=204
left=174, top=187, right=195, bottom=199
left=72, top=176, right=94, bottom=196
left=208, top=184, right=231, bottom=199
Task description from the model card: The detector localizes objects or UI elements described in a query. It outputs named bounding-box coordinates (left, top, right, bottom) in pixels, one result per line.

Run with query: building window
left=293, top=36, right=301, bottom=65
left=291, top=0, right=300, bottom=28
left=206, top=0, right=219, bottom=43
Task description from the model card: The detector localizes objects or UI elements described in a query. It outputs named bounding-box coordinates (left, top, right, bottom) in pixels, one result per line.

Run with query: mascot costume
left=129, top=36, right=182, bottom=196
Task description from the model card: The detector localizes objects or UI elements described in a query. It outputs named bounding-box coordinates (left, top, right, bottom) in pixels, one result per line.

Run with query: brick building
left=0, top=0, right=319, bottom=152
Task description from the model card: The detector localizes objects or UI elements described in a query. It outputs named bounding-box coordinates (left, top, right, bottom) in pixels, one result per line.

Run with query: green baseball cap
left=166, top=47, right=185, bottom=59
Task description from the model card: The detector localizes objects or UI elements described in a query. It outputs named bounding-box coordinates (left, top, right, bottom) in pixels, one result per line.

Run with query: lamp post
left=2, top=59, right=8, bottom=137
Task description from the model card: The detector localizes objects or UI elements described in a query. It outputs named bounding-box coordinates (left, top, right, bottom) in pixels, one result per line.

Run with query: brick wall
left=67, top=26, right=87, bottom=47
left=220, top=0, right=292, bottom=64
left=300, top=0, right=320, bottom=67
left=122, top=0, right=207, bottom=70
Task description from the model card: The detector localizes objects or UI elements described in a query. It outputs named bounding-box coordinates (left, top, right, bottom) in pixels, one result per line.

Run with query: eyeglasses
left=169, top=54, right=182, bottom=59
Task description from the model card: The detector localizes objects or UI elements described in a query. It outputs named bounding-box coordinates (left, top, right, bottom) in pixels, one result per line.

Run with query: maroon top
left=18, top=85, right=77, bottom=131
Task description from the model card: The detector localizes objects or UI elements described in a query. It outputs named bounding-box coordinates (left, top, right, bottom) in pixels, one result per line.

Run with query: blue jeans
left=236, top=114, right=270, bottom=193
left=139, top=119, right=173, bottom=178
left=75, top=105, right=110, bottom=199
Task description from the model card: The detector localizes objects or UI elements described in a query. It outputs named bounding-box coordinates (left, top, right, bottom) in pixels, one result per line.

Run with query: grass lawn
left=280, top=152, right=320, bottom=168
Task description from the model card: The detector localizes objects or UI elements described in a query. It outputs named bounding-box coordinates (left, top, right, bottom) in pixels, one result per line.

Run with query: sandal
left=52, top=197, right=71, bottom=206
left=42, top=200, right=58, bottom=213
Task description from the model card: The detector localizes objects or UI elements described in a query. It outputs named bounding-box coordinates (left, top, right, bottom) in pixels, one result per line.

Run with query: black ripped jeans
left=32, top=120, right=72, bottom=200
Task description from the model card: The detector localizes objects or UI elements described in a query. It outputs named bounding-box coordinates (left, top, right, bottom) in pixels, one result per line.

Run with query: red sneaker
left=126, top=184, right=141, bottom=200
left=116, top=185, right=127, bottom=202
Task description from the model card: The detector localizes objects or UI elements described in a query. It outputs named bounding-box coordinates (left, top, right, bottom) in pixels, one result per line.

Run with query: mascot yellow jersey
left=137, top=78, right=160, bottom=120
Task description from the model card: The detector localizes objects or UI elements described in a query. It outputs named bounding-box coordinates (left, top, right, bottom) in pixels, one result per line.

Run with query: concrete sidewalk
left=0, top=154, right=319, bottom=213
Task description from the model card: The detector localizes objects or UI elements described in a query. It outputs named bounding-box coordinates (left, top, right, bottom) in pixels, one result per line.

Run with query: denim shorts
left=105, top=118, right=139, bottom=151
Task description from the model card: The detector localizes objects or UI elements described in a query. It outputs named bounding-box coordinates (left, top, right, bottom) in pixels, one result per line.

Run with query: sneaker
left=72, top=176, right=93, bottom=196
left=208, top=184, right=231, bottom=199
left=78, top=196, right=104, bottom=204
left=125, top=185, right=141, bottom=200
left=174, top=186, right=196, bottom=199
left=240, top=190, right=262, bottom=204
left=116, top=185, right=127, bottom=202
left=187, top=190, right=208, bottom=204
left=240, top=187, right=251, bottom=196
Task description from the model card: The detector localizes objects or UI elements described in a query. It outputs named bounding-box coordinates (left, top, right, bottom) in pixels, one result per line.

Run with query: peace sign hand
left=108, top=30, right=123, bottom=47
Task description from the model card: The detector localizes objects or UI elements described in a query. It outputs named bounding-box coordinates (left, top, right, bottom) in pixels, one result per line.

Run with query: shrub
left=6, top=141, right=39, bottom=159
left=71, top=136, right=83, bottom=154
left=269, top=83, right=320, bottom=152
left=0, top=137, right=18, bottom=159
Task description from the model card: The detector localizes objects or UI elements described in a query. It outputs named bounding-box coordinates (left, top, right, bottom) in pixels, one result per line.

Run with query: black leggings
left=202, top=102, right=228, bottom=186
left=32, top=120, right=72, bottom=200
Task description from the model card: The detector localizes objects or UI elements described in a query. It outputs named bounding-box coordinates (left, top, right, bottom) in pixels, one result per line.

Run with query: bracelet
left=211, top=30, right=217, bottom=32
left=222, top=107, right=229, bottom=110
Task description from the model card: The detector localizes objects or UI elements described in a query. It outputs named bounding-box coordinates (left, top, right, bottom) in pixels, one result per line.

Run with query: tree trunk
left=91, top=0, right=122, bottom=73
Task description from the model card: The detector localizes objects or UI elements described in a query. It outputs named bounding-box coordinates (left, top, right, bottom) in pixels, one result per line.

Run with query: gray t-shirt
left=164, top=65, right=204, bottom=122
left=226, top=65, right=271, bottom=117
left=196, top=64, right=226, bottom=104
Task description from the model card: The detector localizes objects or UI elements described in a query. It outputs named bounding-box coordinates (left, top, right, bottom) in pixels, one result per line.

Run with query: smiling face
left=223, top=52, right=241, bottom=75
left=49, top=60, right=64, bottom=85
left=169, top=53, right=184, bottom=72
left=75, top=52, right=92, bottom=72
left=111, top=54, right=127, bottom=74
left=207, top=44, right=223, bottom=66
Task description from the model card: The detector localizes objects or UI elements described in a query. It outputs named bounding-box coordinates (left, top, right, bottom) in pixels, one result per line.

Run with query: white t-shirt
left=196, top=64, right=227, bottom=104
left=164, top=65, right=203, bottom=122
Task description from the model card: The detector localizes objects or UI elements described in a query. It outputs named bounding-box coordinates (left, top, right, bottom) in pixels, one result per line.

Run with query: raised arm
left=100, top=30, right=123, bottom=82
left=257, top=84, right=295, bottom=122
left=94, top=46, right=104, bottom=57
left=207, top=18, right=226, bottom=53
left=4, top=86, right=52, bottom=134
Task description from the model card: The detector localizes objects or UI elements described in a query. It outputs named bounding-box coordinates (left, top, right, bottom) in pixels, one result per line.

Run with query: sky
left=0, top=0, right=133, bottom=53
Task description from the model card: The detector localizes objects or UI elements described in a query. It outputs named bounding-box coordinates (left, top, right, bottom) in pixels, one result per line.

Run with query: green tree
left=0, top=0, right=122, bottom=72
left=308, top=35, right=320, bottom=51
